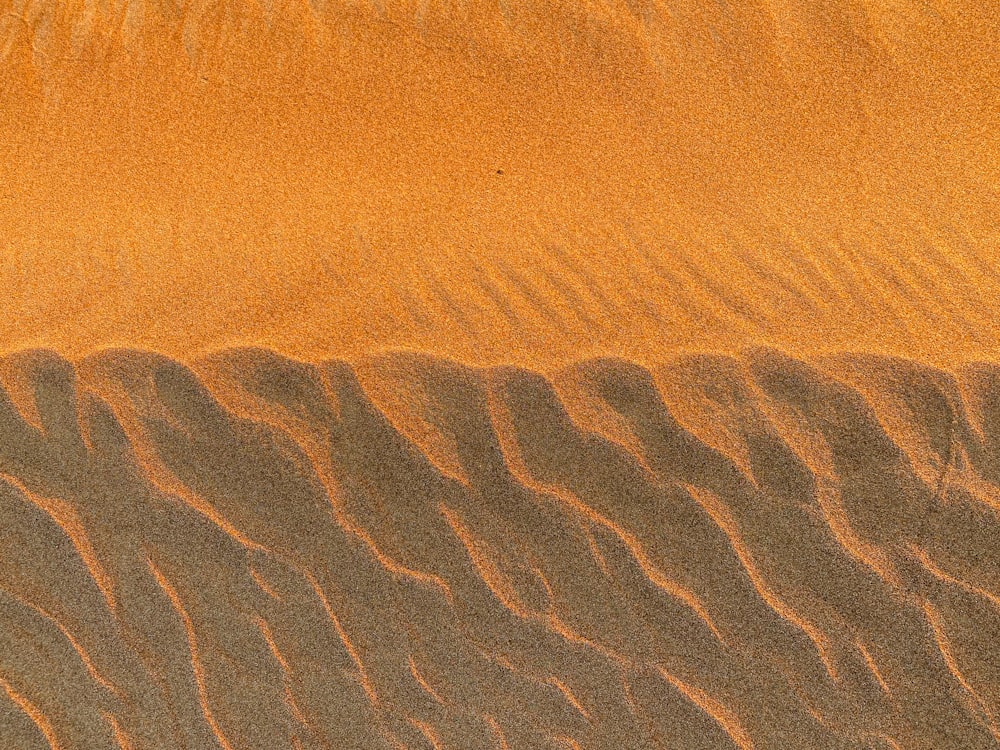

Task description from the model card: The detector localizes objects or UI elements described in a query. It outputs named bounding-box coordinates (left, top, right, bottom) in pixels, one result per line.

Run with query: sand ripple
left=0, top=347, right=998, bottom=748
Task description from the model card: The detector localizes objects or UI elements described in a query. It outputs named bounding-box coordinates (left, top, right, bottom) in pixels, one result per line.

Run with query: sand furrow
left=0, top=347, right=998, bottom=747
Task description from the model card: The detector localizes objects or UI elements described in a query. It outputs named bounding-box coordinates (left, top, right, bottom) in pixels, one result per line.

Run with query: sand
left=0, top=347, right=996, bottom=748
left=0, top=0, right=998, bottom=366
left=1, top=0, right=1000, bottom=747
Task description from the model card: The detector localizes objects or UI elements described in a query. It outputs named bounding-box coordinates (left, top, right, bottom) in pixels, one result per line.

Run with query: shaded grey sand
left=1, top=347, right=999, bottom=748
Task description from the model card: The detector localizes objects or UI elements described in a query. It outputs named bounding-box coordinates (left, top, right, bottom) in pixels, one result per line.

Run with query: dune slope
left=0, top=347, right=998, bottom=748
left=0, top=0, right=998, bottom=365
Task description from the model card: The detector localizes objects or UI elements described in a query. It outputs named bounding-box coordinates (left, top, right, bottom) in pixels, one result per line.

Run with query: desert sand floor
left=0, top=0, right=998, bottom=365
left=0, top=347, right=999, bottom=748
left=2, top=0, right=1000, bottom=747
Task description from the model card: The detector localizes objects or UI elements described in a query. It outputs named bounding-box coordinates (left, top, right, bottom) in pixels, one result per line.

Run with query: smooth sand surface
left=0, top=347, right=998, bottom=748
left=0, top=0, right=998, bottom=366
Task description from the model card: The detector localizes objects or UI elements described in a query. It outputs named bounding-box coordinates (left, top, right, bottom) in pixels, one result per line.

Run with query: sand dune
left=2, top=0, right=998, bottom=744
left=0, top=0, right=998, bottom=364
left=0, top=347, right=996, bottom=748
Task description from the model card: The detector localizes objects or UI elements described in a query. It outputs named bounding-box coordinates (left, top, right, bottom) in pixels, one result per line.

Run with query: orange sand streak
left=685, top=484, right=841, bottom=683
left=0, top=472, right=117, bottom=614
left=408, top=655, right=446, bottom=706
left=547, top=677, right=591, bottom=722
left=256, top=617, right=316, bottom=735
left=579, top=523, right=612, bottom=579
left=746, top=392, right=908, bottom=589
left=908, top=544, right=1000, bottom=612
left=440, top=503, right=528, bottom=617
left=301, top=569, right=381, bottom=709
left=551, top=380, right=657, bottom=479
left=656, top=667, right=755, bottom=750
left=856, top=641, right=892, bottom=698
left=921, top=599, right=1000, bottom=741
left=812, top=483, right=903, bottom=590
left=146, top=557, right=236, bottom=750
left=249, top=566, right=283, bottom=601
left=75, top=388, right=270, bottom=554
left=0, top=675, right=61, bottom=750
left=409, top=718, right=445, bottom=750
left=484, top=385, right=726, bottom=642
left=484, top=715, right=511, bottom=750
left=103, top=711, right=137, bottom=750
left=0, top=372, right=45, bottom=434
left=196, top=375, right=457, bottom=603
left=0, top=583, right=121, bottom=698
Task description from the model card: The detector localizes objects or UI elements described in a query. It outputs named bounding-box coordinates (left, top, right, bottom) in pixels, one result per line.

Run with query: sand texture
left=0, top=0, right=998, bottom=365
left=0, top=348, right=998, bottom=748
left=2, top=0, right=1000, bottom=746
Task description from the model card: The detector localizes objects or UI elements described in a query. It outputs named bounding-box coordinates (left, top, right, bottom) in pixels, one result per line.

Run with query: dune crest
left=0, top=346, right=997, bottom=748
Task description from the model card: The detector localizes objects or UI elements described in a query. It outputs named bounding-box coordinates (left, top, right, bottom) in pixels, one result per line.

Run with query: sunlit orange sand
left=1, top=0, right=998, bottom=366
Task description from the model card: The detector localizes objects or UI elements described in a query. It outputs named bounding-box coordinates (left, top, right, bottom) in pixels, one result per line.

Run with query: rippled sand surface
left=0, top=347, right=999, bottom=748
left=3, top=0, right=1000, bottom=746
